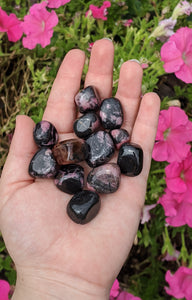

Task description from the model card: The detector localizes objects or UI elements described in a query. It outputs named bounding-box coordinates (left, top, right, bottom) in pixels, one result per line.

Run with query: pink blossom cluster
left=152, top=106, right=192, bottom=227
left=85, top=1, right=111, bottom=21
left=0, top=0, right=71, bottom=49
left=0, top=280, right=11, bottom=300
left=110, top=279, right=142, bottom=300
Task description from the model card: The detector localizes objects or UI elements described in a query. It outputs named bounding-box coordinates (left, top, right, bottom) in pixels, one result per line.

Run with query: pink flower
left=86, top=1, right=111, bottom=21
left=47, top=0, right=71, bottom=9
left=110, top=279, right=121, bottom=299
left=123, top=19, right=133, bottom=27
left=0, top=280, right=10, bottom=300
left=87, top=42, right=94, bottom=52
left=22, top=2, right=58, bottom=49
left=162, top=248, right=180, bottom=261
left=0, top=7, right=23, bottom=42
left=158, top=188, right=192, bottom=227
left=140, top=63, right=149, bottom=69
left=160, top=27, right=192, bottom=83
left=152, top=106, right=192, bottom=163
left=150, top=17, right=176, bottom=42
left=165, top=266, right=192, bottom=299
left=140, top=204, right=157, bottom=224
left=165, top=153, right=192, bottom=195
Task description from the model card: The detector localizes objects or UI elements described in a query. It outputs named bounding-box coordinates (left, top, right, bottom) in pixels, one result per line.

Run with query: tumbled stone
left=85, top=131, right=115, bottom=168
left=87, top=163, right=121, bottom=194
left=67, top=190, right=100, bottom=224
left=110, top=128, right=130, bottom=149
left=73, top=112, right=101, bottom=139
left=99, top=97, right=123, bottom=129
left=117, top=143, right=143, bottom=176
left=29, top=147, right=58, bottom=178
left=33, top=120, right=58, bottom=147
left=54, top=164, right=84, bottom=194
left=75, top=86, right=100, bottom=113
left=52, top=139, right=88, bottom=165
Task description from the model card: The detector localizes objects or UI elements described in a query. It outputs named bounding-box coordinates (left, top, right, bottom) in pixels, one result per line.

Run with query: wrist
left=12, top=267, right=109, bottom=300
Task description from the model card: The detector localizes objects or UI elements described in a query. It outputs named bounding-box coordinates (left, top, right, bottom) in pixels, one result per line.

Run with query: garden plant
left=0, top=0, right=192, bottom=299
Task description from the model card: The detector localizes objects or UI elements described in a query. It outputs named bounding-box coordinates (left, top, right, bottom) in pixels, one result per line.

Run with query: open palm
left=0, top=39, right=160, bottom=299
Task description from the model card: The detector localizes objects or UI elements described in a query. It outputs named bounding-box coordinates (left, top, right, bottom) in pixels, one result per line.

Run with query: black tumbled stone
left=110, top=128, right=130, bottom=149
left=33, top=120, right=58, bottom=147
left=67, top=190, right=100, bottom=224
left=29, top=147, right=58, bottom=178
left=117, top=143, right=143, bottom=176
left=85, top=131, right=115, bottom=168
left=54, top=164, right=84, bottom=195
left=100, top=97, right=123, bottom=129
left=73, top=112, right=100, bottom=139
left=75, top=86, right=100, bottom=113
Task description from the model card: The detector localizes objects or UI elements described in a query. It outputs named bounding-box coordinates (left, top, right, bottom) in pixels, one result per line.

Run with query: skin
left=0, top=39, right=160, bottom=300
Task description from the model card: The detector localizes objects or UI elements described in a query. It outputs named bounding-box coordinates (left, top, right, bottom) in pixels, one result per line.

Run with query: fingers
left=84, top=39, right=114, bottom=99
left=115, top=61, right=143, bottom=134
left=131, top=92, right=161, bottom=178
left=0, top=115, right=37, bottom=209
left=43, top=49, right=86, bottom=134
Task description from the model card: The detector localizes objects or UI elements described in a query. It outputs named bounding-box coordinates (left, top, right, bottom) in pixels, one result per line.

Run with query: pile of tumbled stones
left=28, top=86, right=143, bottom=225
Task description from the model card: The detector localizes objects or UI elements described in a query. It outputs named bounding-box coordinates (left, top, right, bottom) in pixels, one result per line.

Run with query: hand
left=0, top=39, right=160, bottom=300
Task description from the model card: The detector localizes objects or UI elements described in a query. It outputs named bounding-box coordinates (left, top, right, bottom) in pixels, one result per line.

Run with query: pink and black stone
left=52, top=139, right=89, bottom=165
left=117, top=143, right=143, bottom=176
left=54, top=164, right=84, bottom=195
left=85, top=131, right=115, bottom=168
left=73, top=112, right=101, bottom=139
left=33, top=120, right=58, bottom=147
left=99, top=97, right=123, bottom=129
left=75, top=86, right=100, bottom=113
left=110, top=128, right=130, bottom=149
left=28, top=147, right=58, bottom=178
left=87, top=163, right=121, bottom=194
left=67, top=190, right=100, bottom=224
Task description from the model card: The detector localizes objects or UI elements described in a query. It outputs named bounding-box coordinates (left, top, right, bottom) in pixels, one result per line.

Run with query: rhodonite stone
left=110, top=128, right=130, bottom=149
left=33, top=120, right=58, bottom=147
left=55, top=164, right=84, bottom=194
left=117, top=143, right=143, bottom=176
left=73, top=112, right=100, bottom=139
left=85, top=131, right=115, bottom=167
left=52, top=139, right=88, bottom=165
left=29, top=147, right=58, bottom=178
left=87, top=163, right=121, bottom=194
left=67, top=190, right=100, bottom=224
left=75, top=86, right=100, bottom=113
left=99, top=97, right=123, bottom=129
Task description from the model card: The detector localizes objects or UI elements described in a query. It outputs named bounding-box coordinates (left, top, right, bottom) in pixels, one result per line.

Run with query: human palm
left=0, top=39, right=160, bottom=299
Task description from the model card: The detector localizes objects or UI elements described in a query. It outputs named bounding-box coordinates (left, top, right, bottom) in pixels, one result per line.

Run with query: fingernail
left=102, top=37, right=113, bottom=42
left=129, top=59, right=140, bottom=64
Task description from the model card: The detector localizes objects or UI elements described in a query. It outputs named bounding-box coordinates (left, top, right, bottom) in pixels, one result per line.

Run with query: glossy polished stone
left=75, top=86, right=101, bottom=113
left=117, top=143, right=143, bottom=176
left=110, top=128, right=130, bottom=149
left=99, top=97, right=123, bottom=129
left=55, top=164, right=84, bottom=194
left=67, top=190, right=100, bottom=224
left=29, top=147, right=58, bottom=178
left=85, top=131, right=115, bottom=168
left=87, top=163, right=121, bottom=194
left=73, top=112, right=101, bottom=139
left=52, top=139, right=88, bottom=165
left=33, top=120, right=58, bottom=147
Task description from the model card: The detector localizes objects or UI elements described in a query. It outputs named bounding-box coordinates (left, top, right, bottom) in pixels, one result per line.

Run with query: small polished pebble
left=75, top=86, right=101, bottom=113
left=52, top=139, right=89, bottom=165
left=85, top=131, right=115, bottom=167
left=73, top=112, right=101, bottom=139
left=67, top=190, right=100, bottom=224
left=33, top=120, right=58, bottom=147
left=99, top=97, right=123, bottom=129
left=87, top=163, right=121, bottom=194
left=117, top=143, right=143, bottom=176
left=29, top=147, right=58, bottom=178
left=110, top=128, right=130, bottom=149
left=54, top=164, right=84, bottom=195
